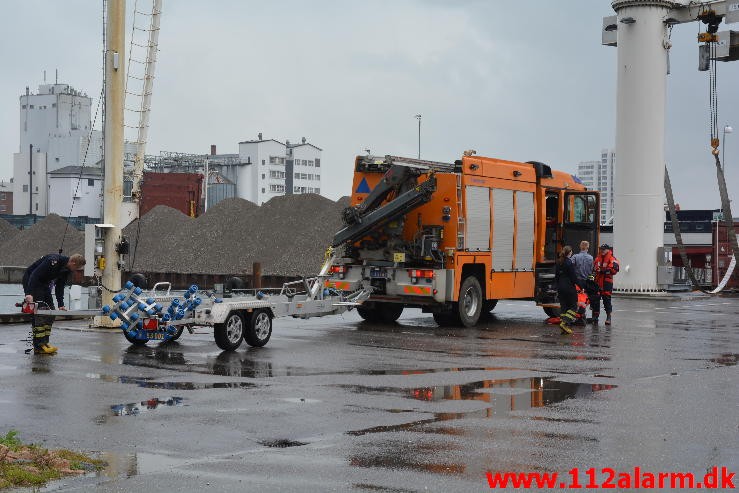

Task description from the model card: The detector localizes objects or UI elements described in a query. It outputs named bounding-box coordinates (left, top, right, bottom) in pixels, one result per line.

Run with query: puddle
left=87, top=373, right=255, bottom=390
left=259, top=439, right=307, bottom=448
left=110, top=396, right=184, bottom=416
left=710, top=353, right=738, bottom=366
left=347, top=377, right=615, bottom=436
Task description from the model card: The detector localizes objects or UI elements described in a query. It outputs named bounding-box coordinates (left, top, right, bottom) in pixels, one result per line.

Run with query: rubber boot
left=559, top=309, right=576, bottom=335
left=605, top=313, right=612, bottom=326
left=34, top=344, right=57, bottom=355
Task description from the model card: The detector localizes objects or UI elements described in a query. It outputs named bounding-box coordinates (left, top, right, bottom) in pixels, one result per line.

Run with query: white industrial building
left=577, top=148, right=615, bottom=225
left=47, top=166, right=103, bottom=218
left=238, top=135, right=322, bottom=205
left=12, top=83, right=102, bottom=215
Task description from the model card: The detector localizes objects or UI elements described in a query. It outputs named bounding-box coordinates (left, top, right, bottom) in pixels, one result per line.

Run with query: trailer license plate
left=370, top=268, right=384, bottom=278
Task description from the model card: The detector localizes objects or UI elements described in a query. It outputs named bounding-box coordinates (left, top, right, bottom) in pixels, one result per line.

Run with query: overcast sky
left=1, top=0, right=737, bottom=209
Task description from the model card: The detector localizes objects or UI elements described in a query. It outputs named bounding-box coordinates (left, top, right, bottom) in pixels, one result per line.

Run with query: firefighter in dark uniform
left=555, top=245, right=578, bottom=335
left=22, top=253, right=86, bottom=354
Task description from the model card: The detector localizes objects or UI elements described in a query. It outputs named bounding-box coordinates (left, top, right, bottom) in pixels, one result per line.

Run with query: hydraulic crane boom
left=332, top=164, right=437, bottom=247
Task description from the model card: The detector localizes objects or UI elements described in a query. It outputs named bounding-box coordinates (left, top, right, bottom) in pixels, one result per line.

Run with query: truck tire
left=432, top=312, right=459, bottom=326
left=357, top=302, right=403, bottom=324
left=244, top=309, right=272, bottom=347
left=457, top=276, right=482, bottom=327
left=214, top=311, right=244, bottom=351
left=356, top=305, right=382, bottom=323
left=543, top=306, right=561, bottom=318
left=483, top=300, right=498, bottom=313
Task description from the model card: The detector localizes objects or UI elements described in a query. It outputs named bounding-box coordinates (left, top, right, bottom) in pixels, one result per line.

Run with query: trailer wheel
left=244, top=309, right=272, bottom=347
left=123, top=330, right=148, bottom=346
left=483, top=300, right=498, bottom=313
left=169, top=325, right=185, bottom=341
left=457, top=276, right=482, bottom=327
left=543, top=306, right=561, bottom=318
left=214, top=312, right=244, bottom=351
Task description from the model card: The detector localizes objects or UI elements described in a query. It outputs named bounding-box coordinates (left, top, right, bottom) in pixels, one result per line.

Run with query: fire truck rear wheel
left=214, top=312, right=245, bottom=351
left=244, top=309, right=272, bottom=347
left=432, top=312, right=458, bottom=326
left=457, top=276, right=482, bottom=327
left=357, top=302, right=403, bottom=324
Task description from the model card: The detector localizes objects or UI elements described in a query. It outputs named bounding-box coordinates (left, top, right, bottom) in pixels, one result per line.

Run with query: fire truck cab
left=327, top=154, right=599, bottom=327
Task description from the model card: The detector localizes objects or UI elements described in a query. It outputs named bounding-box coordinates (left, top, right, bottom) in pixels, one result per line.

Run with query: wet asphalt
left=0, top=296, right=737, bottom=492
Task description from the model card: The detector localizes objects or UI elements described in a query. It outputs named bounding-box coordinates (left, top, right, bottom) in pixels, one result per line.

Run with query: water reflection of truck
left=327, top=154, right=600, bottom=326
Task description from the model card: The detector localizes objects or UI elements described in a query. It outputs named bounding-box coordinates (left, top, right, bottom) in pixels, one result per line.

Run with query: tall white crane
left=602, top=0, right=739, bottom=293
left=125, top=0, right=162, bottom=204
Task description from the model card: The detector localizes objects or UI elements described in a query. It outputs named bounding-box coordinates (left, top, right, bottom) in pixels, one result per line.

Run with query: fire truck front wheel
left=214, top=312, right=245, bottom=351
left=457, top=276, right=483, bottom=327
left=244, top=309, right=272, bottom=347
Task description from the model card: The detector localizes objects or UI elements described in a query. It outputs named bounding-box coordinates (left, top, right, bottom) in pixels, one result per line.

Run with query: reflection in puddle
left=259, top=439, right=307, bottom=448
left=97, top=451, right=189, bottom=478
left=710, top=353, right=738, bottom=366
left=348, top=377, right=615, bottom=436
left=111, top=396, right=184, bottom=416
left=87, top=373, right=255, bottom=390
left=347, top=376, right=614, bottom=477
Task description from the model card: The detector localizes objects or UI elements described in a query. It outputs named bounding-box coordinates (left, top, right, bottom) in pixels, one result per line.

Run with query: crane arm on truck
left=332, top=171, right=437, bottom=247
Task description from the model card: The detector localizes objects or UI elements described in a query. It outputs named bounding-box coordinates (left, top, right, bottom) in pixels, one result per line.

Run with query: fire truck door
left=563, top=192, right=599, bottom=255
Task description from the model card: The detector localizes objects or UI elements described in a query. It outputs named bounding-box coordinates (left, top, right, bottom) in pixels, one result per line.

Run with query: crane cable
left=665, top=20, right=739, bottom=294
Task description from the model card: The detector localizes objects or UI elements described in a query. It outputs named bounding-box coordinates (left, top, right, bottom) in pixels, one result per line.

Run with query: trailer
left=101, top=251, right=372, bottom=350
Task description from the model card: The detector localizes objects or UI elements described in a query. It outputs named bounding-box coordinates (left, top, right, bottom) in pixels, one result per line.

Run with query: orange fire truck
left=326, top=154, right=599, bottom=327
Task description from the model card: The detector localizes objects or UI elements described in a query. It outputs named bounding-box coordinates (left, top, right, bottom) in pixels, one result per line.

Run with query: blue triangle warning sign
left=355, top=177, right=371, bottom=194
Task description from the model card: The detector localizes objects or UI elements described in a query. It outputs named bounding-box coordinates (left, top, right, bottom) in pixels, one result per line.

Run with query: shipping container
left=712, top=221, right=739, bottom=289
left=140, top=172, right=204, bottom=218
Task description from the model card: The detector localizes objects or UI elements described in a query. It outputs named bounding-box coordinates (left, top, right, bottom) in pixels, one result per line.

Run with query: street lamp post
left=414, top=114, right=421, bottom=159
left=722, top=125, right=733, bottom=167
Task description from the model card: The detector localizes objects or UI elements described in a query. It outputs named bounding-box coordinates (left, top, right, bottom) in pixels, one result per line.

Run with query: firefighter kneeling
left=22, top=253, right=86, bottom=355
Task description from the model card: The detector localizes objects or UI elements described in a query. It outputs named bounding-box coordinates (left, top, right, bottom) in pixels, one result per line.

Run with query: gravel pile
left=1, top=196, right=351, bottom=275
left=0, top=217, right=18, bottom=244
left=125, top=205, right=194, bottom=272
left=122, top=195, right=348, bottom=276
left=0, top=214, right=84, bottom=267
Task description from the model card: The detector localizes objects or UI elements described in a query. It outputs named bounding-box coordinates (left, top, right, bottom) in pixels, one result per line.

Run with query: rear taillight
left=143, top=318, right=159, bottom=331
left=408, top=269, right=434, bottom=284
left=330, top=265, right=348, bottom=279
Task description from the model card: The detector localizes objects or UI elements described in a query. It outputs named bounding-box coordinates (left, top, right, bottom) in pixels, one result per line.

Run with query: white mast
left=604, top=0, right=738, bottom=292
left=101, top=0, right=126, bottom=310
